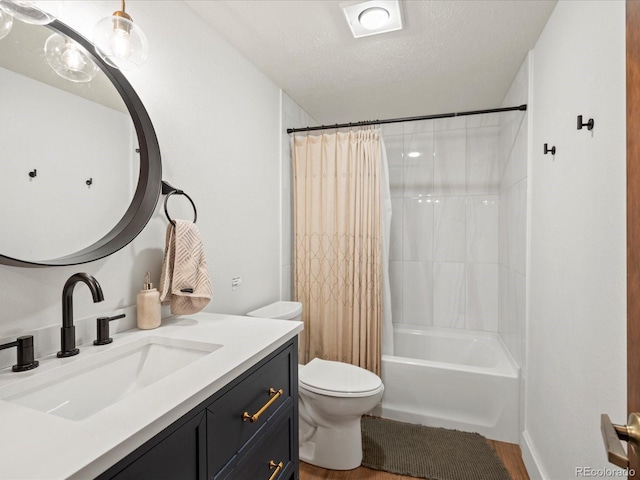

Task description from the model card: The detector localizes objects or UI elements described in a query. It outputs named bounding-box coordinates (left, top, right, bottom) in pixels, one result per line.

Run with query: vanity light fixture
left=92, top=0, right=148, bottom=71
left=44, top=33, right=99, bottom=83
left=0, top=6, right=13, bottom=40
left=341, top=0, right=403, bottom=39
left=0, top=0, right=62, bottom=26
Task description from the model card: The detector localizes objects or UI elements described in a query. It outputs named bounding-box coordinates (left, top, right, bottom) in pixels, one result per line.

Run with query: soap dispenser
left=137, top=272, right=161, bottom=330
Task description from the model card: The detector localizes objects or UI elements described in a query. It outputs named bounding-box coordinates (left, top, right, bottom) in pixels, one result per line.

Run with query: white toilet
left=247, top=301, right=384, bottom=471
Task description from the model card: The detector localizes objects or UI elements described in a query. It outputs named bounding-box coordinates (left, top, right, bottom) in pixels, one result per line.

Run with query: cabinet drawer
left=225, top=408, right=295, bottom=480
left=207, top=344, right=294, bottom=478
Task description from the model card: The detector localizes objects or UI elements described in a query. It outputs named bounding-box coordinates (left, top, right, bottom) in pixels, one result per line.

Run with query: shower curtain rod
left=286, top=104, right=527, bottom=134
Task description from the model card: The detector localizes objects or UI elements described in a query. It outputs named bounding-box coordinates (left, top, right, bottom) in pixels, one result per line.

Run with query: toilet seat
left=299, top=358, right=383, bottom=398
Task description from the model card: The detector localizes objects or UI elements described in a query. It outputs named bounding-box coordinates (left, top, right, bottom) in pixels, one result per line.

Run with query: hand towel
left=159, top=219, right=212, bottom=315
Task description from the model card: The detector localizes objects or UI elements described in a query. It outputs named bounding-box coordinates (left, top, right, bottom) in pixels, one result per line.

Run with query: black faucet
left=0, top=336, right=39, bottom=372
left=58, top=273, right=104, bottom=358
left=94, top=314, right=126, bottom=346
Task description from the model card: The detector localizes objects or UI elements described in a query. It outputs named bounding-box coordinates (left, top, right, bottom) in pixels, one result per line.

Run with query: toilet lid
left=299, top=358, right=383, bottom=397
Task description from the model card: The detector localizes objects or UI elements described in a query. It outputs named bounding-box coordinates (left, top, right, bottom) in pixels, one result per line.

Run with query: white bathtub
left=371, top=325, right=520, bottom=443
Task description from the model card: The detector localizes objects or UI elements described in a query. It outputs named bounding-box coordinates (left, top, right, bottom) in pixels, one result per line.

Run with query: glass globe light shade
left=0, top=0, right=63, bottom=25
left=93, top=14, right=148, bottom=71
left=44, top=33, right=98, bottom=83
left=0, top=7, right=13, bottom=40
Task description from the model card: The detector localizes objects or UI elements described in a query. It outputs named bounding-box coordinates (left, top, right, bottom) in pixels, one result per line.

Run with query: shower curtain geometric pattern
left=293, top=128, right=382, bottom=375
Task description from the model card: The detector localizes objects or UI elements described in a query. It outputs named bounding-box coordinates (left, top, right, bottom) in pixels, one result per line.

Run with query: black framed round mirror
left=0, top=19, right=161, bottom=267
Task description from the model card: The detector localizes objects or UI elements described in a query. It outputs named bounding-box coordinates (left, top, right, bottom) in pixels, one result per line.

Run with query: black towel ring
left=164, top=190, right=197, bottom=226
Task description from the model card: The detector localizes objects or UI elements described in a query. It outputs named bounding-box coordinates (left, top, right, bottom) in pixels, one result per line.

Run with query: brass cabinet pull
left=242, top=388, right=284, bottom=423
left=267, top=460, right=284, bottom=480
left=600, top=413, right=640, bottom=468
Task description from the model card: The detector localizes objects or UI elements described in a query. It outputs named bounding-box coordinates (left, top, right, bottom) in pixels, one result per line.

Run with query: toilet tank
left=247, top=301, right=302, bottom=322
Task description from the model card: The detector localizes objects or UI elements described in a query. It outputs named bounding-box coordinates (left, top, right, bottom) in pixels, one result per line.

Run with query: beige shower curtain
left=293, top=128, right=382, bottom=375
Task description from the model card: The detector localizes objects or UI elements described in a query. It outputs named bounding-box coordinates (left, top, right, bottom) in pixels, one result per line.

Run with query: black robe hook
left=577, top=115, right=594, bottom=131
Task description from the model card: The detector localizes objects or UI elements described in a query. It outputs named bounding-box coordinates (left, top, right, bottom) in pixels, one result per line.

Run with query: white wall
left=0, top=1, right=281, bottom=348
left=525, top=1, right=627, bottom=478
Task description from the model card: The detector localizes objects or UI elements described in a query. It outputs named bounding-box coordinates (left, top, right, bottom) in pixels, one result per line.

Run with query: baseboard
left=521, top=431, right=548, bottom=480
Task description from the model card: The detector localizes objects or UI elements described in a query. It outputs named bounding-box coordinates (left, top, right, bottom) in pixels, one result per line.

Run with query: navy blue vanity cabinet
left=107, top=411, right=207, bottom=480
left=96, top=339, right=299, bottom=480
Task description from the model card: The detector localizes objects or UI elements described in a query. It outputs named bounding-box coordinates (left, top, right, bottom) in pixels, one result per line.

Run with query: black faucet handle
left=0, top=335, right=39, bottom=372
left=94, top=314, right=126, bottom=346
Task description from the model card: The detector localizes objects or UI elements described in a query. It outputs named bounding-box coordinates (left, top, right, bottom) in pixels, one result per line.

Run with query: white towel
left=159, top=219, right=212, bottom=315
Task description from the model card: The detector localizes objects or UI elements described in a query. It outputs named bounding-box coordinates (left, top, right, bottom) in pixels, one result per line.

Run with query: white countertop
left=0, top=313, right=303, bottom=480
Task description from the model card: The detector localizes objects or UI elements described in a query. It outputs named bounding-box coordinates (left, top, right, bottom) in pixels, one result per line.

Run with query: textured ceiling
left=185, top=0, right=556, bottom=125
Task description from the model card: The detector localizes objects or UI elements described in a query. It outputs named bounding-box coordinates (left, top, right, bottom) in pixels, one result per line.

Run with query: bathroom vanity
left=98, top=337, right=298, bottom=480
left=0, top=313, right=302, bottom=480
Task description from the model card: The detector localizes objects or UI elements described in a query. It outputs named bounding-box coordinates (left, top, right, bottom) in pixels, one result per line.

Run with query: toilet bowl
left=246, top=301, right=384, bottom=471
left=298, top=358, right=384, bottom=469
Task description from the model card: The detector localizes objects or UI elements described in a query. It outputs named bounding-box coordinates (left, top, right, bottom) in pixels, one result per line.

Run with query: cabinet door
left=109, top=411, right=207, bottom=480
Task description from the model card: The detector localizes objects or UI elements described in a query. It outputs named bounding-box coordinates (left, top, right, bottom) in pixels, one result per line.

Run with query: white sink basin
left=1, top=336, right=222, bottom=421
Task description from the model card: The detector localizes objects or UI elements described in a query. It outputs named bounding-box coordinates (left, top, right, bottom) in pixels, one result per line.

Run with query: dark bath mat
left=361, top=416, right=511, bottom=480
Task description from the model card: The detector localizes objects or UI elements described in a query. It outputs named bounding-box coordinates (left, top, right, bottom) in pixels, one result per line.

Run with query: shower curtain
left=292, top=128, right=392, bottom=375
left=380, top=138, right=393, bottom=357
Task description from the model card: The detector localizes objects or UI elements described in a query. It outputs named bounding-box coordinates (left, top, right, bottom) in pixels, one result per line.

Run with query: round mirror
left=0, top=18, right=161, bottom=267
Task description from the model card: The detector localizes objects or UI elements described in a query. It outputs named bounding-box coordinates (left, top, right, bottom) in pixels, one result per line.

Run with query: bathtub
left=371, top=325, right=520, bottom=443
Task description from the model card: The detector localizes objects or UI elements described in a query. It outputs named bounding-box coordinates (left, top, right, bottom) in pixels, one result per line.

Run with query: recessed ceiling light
left=358, top=7, right=390, bottom=30
left=407, top=151, right=421, bottom=158
left=341, top=0, right=403, bottom=39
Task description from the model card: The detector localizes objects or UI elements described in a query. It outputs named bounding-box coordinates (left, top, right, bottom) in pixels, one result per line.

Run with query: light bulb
left=358, top=7, right=390, bottom=30
left=44, top=33, right=98, bottom=83
left=60, top=43, right=85, bottom=71
left=93, top=14, right=148, bottom=70
left=0, top=7, right=13, bottom=40
left=407, top=151, right=421, bottom=158
left=109, top=30, right=132, bottom=59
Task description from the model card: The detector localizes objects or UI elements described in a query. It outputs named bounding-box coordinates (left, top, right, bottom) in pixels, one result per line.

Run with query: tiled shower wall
left=384, top=56, right=529, bottom=358
left=383, top=114, right=502, bottom=331
left=498, top=55, right=530, bottom=369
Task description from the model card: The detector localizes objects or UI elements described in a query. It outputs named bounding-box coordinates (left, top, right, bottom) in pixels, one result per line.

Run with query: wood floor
left=299, top=439, right=529, bottom=480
